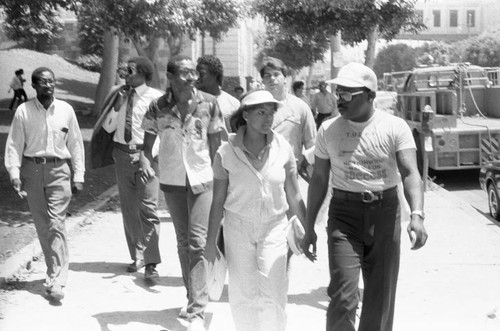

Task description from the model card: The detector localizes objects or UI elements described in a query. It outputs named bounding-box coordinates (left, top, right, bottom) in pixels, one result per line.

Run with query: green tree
left=373, top=43, right=416, bottom=78
left=0, top=0, right=73, bottom=52
left=459, top=29, right=500, bottom=67
left=253, top=0, right=425, bottom=68
left=255, top=25, right=330, bottom=76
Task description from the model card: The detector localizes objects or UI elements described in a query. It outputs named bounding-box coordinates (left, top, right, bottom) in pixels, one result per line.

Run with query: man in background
left=196, top=55, right=240, bottom=137
left=311, top=80, right=337, bottom=129
left=292, top=80, right=311, bottom=108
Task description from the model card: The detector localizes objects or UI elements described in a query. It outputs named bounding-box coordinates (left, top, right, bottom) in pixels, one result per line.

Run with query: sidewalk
left=0, top=185, right=499, bottom=331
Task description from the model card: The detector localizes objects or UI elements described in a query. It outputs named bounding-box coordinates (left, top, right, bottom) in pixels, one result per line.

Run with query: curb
left=0, top=185, right=119, bottom=286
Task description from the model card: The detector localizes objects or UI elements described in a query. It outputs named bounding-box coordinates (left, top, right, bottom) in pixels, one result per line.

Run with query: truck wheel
left=413, top=131, right=424, bottom=176
left=487, top=183, right=500, bottom=220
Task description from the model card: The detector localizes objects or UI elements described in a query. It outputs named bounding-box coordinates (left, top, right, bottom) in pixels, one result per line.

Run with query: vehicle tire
left=487, top=183, right=500, bottom=220
left=413, top=131, right=424, bottom=176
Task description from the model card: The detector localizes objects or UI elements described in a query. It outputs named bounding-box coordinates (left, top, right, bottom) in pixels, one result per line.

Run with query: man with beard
left=140, top=55, right=224, bottom=331
left=4, top=67, right=85, bottom=302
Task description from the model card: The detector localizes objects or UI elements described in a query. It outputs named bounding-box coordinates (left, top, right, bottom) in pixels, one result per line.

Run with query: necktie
left=124, top=88, right=135, bottom=143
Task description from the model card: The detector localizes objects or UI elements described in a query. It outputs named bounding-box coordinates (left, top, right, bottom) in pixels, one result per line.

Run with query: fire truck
left=387, top=63, right=500, bottom=171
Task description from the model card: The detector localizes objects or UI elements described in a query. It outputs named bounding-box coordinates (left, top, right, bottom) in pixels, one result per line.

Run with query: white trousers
left=224, top=212, right=289, bottom=331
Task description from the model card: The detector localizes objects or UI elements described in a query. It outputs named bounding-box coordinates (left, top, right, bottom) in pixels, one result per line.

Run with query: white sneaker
left=187, top=318, right=206, bottom=331
left=178, top=304, right=188, bottom=319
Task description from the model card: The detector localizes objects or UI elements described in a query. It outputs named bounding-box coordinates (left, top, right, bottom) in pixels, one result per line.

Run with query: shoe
left=187, top=318, right=206, bottom=331
left=126, top=260, right=144, bottom=272
left=178, top=304, right=188, bottom=319
left=144, top=264, right=159, bottom=279
left=46, top=284, right=65, bottom=301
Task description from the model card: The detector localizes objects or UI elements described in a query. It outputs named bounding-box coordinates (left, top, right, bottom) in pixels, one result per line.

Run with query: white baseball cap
left=240, top=89, right=281, bottom=108
left=331, top=62, right=378, bottom=92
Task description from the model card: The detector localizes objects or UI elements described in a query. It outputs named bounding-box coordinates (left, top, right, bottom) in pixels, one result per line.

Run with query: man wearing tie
left=106, top=56, right=163, bottom=279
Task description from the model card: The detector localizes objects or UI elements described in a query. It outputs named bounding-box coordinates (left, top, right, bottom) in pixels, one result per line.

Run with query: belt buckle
left=361, top=190, right=376, bottom=203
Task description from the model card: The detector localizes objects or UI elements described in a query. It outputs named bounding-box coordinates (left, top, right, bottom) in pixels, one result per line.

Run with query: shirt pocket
left=53, top=127, right=68, bottom=153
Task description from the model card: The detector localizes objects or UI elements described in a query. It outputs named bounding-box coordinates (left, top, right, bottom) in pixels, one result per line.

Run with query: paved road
left=0, top=185, right=499, bottom=331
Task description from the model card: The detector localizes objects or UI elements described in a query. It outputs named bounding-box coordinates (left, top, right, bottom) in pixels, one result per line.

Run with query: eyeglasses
left=335, top=90, right=364, bottom=102
left=176, top=69, right=199, bottom=80
left=36, top=79, right=56, bottom=86
left=126, top=66, right=136, bottom=75
left=262, top=72, right=283, bottom=80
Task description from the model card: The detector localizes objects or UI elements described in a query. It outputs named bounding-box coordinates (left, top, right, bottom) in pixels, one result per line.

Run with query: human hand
left=12, top=178, right=27, bottom=199
left=297, top=157, right=312, bottom=183
left=72, top=182, right=84, bottom=195
left=301, top=229, right=317, bottom=262
left=205, top=242, right=217, bottom=264
left=407, top=216, right=428, bottom=250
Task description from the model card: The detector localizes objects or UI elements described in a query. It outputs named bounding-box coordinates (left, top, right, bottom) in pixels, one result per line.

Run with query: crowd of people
left=4, top=55, right=428, bottom=331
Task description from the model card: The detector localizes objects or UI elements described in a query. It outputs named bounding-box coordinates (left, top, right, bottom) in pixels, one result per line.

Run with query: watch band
left=411, top=210, right=425, bottom=219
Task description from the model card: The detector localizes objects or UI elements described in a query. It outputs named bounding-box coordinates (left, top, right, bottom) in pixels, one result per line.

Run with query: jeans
left=326, top=192, right=401, bottom=331
left=224, top=211, right=289, bottom=331
left=163, top=186, right=211, bottom=322
left=21, top=159, right=72, bottom=287
left=113, top=148, right=161, bottom=265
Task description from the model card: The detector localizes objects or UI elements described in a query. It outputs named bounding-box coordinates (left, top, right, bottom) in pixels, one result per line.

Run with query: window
left=449, top=10, right=458, bottom=27
left=467, top=10, right=475, bottom=27
left=433, top=10, right=441, bottom=27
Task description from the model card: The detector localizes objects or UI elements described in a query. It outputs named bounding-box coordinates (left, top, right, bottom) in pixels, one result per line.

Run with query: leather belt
left=332, top=186, right=398, bottom=203
left=113, top=142, right=143, bottom=153
left=23, top=156, right=65, bottom=164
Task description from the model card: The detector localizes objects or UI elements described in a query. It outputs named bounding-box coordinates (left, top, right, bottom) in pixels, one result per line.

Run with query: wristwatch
left=410, top=210, right=425, bottom=220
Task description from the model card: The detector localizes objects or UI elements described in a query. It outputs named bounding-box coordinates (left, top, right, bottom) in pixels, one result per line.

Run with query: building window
left=449, top=10, right=458, bottom=28
left=433, top=10, right=441, bottom=27
left=467, top=10, right=475, bottom=28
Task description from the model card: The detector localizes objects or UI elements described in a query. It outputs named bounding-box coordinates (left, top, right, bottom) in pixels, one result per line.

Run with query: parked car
left=479, top=161, right=500, bottom=220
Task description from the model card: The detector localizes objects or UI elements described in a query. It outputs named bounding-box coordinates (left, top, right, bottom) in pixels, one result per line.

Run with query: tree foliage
left=373, top=43, right=416, bottom=78
left=0, top=0, right=74, bottom=51
left=458, top=29, right=500, bottom=67
left=255, top=25, right=329, bottom=73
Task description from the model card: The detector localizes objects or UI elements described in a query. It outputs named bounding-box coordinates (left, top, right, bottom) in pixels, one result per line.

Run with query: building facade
left=398, top=0, right=500, bottom=42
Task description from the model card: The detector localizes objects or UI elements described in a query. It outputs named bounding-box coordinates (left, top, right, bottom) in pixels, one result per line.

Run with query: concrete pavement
left=0, top=185, right=499, bottom=331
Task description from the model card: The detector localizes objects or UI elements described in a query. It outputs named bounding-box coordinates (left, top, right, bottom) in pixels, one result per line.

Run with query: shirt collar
left=34, top=97, right=56, bottom=112
left=233, top=125, right=274, bottom=148
left=133, top=82, right=148, bottom=96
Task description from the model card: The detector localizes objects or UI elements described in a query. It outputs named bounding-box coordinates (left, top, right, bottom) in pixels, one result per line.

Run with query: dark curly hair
left=197, top=55, right=224, bottom=85
left=128, top=56, right=155, bottom=82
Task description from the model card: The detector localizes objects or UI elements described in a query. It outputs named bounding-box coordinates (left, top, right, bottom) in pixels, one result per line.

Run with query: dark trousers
left=326, top=192, right=401, bottom=331
left=113, top=148, right=161, bottom=265
left=163, top=186, right=211, bottom=322
left=9, top=88, right=27, bottom=110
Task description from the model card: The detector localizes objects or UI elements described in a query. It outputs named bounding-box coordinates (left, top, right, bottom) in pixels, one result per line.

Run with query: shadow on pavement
left=92, top=309, right=213, bottom=331
left=287, top=286, right=328, bottom=311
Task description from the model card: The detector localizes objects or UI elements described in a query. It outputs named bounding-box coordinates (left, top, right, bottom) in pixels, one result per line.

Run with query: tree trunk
left=364, top=25, right=378, bottom=68
left=330, top=33, right=341, bottom=79
left=94, top=27, right=119, bottom=116
left=201, top=32, right=205, bottom=56
left=306, top=64, right=314, bottom=99
left=133, top=36, right=162, bottom=89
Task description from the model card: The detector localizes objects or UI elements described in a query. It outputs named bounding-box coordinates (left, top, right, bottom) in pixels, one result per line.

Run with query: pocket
left=53, top=130, right=67, bottom=154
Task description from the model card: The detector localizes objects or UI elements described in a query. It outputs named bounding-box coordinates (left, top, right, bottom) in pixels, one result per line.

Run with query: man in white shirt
left=196, top=54, right=239, bottom=138
left=311, top=81, right=338, bottom=129
left=302, top=63, right=428, bottom=331
left=4, top=67, right=85, bottom=302
left=95, top=56, right=163, bottom=279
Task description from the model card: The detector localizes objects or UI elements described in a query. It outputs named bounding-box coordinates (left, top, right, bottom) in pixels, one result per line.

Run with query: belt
left=23, top=156, right=65, bottom=164
left=113, top=142, right=143, bottom=153
left=332, top=186, right=397, bottom=203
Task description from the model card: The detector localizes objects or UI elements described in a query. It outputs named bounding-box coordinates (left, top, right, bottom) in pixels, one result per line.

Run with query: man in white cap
left=302, top=62, right=428, bottom=331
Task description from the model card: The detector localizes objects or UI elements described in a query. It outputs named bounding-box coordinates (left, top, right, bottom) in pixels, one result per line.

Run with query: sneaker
left=187, top=318, right=206, bottom=331
left=46, top=284, right=65, bottom=301
left=178, top=304, right=188, bottom=319
left=144, top=264, right=159, bottom=279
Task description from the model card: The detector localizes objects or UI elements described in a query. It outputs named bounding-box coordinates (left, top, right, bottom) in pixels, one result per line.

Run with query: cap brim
left=329, top=77, right=365, bottom=88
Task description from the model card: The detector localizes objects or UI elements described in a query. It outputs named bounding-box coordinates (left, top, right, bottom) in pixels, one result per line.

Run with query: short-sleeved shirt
left=217, top=91, right=240, bottom=133
left=312, top=91, right=337, bottom=115
left=212, top=128, right=296, bottom=220
left=272, top=93, right=316, bottom=161
left=142, top=88, right=224, bottom=194
left=315, top=110, right=415, bottom=192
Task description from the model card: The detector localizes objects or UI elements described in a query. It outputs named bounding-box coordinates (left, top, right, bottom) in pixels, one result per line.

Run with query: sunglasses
left=176, top=69, right=199, bottom=80
left=335, top=90, right=364, bottom=102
